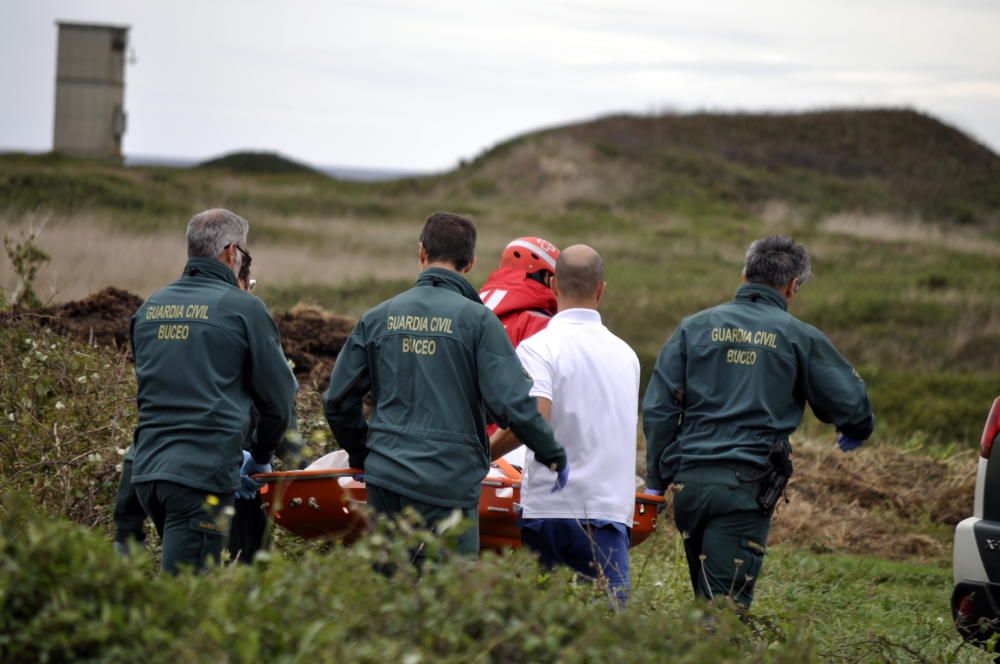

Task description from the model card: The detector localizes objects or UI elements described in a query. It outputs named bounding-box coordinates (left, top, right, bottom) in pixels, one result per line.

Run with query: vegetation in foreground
left=1, top=492, right=994, bottom=664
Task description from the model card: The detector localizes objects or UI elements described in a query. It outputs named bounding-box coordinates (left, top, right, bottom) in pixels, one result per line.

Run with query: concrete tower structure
left=52, top=22, right=129, bottom=160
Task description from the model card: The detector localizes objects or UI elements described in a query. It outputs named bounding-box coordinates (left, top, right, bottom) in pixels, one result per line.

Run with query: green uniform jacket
left=643, top=283, right=875, bottom=491
left=130, top=257, right=298, bottom=494
left=323, top=267, right=566, bottom=509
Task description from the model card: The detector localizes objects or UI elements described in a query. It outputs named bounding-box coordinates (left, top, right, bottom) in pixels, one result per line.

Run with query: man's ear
left=550, top=276, right=561, bottom=300
left=219, top=244, right=238, bottom=270
left=782, top=278, right=798, bottom=302
left=460, top=255, right=476, bottom=274
left=741, top=269, right=749, bottom=284
left=418, top=243, right=428, bottom=267
left=595, top=280, right=607, bottom=306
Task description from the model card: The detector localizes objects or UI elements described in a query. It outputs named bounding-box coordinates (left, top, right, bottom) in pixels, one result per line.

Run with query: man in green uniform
left=130, top=208, right=298, bottom=574
left=324, top=212, right=569, bottom=556
left=643, top=236, right=874, bottom=607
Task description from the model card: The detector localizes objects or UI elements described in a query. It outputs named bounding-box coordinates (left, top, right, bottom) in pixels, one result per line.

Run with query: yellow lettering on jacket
left=387, top=315, right=430, bottom=332
left=157, top=324, right=190, bottom=340
left=711, top=327, right=778, bottom=350
left=726, top=349, right=757, bottom=365
left=401, top=337, right=437, bottom=355
left=146, top=304, right=210, bottom=320
left=430, top=316, right=453, bottom=333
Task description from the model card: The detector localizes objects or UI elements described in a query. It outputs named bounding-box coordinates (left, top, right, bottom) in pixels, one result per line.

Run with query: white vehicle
left=953, top=397, right=1000, bottom=646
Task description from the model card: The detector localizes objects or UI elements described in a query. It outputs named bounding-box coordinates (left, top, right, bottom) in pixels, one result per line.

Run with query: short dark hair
left=743, top=236, right=812, bottom=289
left=555, top=245, right=604, bottom=299
left=419, top=212, right=477, bottom=271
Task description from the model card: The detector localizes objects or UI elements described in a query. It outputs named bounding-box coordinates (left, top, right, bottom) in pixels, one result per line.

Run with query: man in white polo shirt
left=490, top=244, right=640, bottom=604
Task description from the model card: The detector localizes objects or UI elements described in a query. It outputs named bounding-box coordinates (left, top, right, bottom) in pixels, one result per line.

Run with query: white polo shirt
left=516, top=308, right=640, bottom=525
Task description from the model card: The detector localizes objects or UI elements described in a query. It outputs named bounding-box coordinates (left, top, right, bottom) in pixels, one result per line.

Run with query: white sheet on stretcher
left=306, top=450, right=356, bottom=486
left=307, top=449, right=519, bottom=496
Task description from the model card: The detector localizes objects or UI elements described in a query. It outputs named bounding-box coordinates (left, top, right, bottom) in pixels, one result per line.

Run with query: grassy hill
left=197, top=150, right=318, bottom=175
left=459, top=109, right=1000, bottom=224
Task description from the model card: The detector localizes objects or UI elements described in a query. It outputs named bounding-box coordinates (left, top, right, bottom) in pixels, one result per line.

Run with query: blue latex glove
left=236, top=450, right=271, bottom=500
left=837, top=434, right=863, bottom=453
left=643, top=488, right=664, bottom=497
left=550, top=462, right=570, bottom=493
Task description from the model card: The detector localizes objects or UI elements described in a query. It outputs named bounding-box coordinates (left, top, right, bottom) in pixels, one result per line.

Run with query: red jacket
left=480, top=267, right=557, bottom=348
left=481, top=267, right=557, bottom=440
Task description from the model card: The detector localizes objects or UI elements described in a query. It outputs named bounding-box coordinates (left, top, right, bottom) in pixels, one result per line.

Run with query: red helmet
left=500, top=237, right=560, bottom=275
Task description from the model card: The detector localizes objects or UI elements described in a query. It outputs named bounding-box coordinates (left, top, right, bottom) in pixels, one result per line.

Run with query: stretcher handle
left=251, top=468, right=364, bottom=483
left=493, top=457, right=523, bottom=480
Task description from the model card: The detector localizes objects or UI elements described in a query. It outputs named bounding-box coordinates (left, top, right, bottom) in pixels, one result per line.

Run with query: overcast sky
left=2, top=0, right=999, bottom=171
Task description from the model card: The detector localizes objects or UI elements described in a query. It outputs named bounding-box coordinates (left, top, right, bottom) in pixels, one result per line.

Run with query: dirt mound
left=3, top=290, right=355, bottom=381
left=655, top=440, right=975, bottom=559
left=274, top=304, right=355, bottom=384
left=768, top=440, right=976, bottom=559
left=18, top=287, right=144, bottom=349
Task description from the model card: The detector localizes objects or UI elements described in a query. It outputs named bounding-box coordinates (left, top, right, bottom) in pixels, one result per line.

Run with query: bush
left=0, top=496, right=815, bottom=663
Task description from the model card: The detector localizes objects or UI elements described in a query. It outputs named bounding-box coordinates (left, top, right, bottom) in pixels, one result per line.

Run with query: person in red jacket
left=481, top=237, right=561, bottom=468
left=480, top=237, right=561, bottom=347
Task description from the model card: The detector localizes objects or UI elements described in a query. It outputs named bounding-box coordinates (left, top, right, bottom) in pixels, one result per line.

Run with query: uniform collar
left=416, top=267, right=483, bottom=304
left=734, top=283, right=788, bottom=311
left=551, top=307, right=602, bottom=325
left=183, top=256, right=239, bottom=287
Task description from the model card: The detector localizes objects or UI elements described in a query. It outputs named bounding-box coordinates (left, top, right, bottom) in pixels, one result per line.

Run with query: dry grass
left=768, top=439, right=975, bottom=559
left=469, top=133, right=639, bottom=210
left=649, top=439, right=975, bottom=561
left=0, top=211, right=528, bottom=302
left=820, top=213, right=1000, bottom=256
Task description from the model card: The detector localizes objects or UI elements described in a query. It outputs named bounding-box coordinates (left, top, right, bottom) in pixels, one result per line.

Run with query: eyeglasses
left=231, top=244, right=252, bottom=269
left=230, top=244, right=254, bottom=290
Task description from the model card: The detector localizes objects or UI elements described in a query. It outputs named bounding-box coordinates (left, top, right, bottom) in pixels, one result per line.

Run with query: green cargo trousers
left=672, top=464, right=771, bottom=608
left=133, top=480, right=234, bottom=575
left=366, top=483, right=479, bottom=558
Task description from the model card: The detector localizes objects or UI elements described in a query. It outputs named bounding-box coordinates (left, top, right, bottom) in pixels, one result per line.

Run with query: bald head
left=554, top=245, right=605, bottom=305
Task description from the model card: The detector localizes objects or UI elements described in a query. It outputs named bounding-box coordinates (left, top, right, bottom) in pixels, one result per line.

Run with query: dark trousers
left=133, top=480, right=234, bottom=575
left=228, top=494, right=269, bottom=564
left=520, top=519, right=631, bottom=606
left=366, top=483, right=479, bottom=558
left=113, top=459, right=147, bottom=546
left=672, top=464, right=771, bottom=608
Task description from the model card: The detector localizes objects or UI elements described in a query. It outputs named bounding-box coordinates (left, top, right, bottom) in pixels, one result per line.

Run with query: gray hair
left=743, top=236, right=812, bottom=289
left=186, top=208, right=249, bottom=258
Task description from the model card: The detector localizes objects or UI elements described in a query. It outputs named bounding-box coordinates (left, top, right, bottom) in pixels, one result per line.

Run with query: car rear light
left=981, top=398, right=1000, bottom=459
left=957, top=594, right=975, bottom=621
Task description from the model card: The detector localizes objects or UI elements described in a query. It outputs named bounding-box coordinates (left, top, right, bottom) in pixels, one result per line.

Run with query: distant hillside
left=1, top=109, right=997, bottom=225
left=461, top=109, right=1000, bottom=224
left=197, top=151, right=318, bottom=175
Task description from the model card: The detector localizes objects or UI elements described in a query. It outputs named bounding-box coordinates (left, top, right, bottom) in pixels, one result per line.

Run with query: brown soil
left=769, top=440, right=976, bottom=559
left=2, top=288, right=355, bottom=382
left=274, top=303, right=355, bottom=385
left=10, top=287, right=144, bottom=349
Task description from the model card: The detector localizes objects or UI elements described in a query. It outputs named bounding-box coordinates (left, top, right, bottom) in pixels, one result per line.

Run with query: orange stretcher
left=256, top=462, right=665, bottom=551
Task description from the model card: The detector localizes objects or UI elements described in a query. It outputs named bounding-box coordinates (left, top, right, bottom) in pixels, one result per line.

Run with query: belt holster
left=757, top=439, right=793, bottom=514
